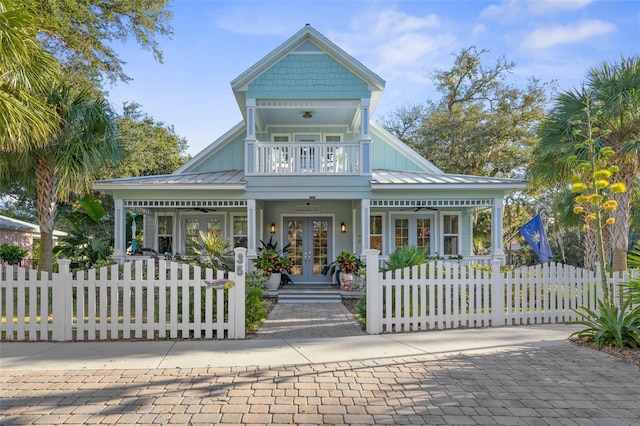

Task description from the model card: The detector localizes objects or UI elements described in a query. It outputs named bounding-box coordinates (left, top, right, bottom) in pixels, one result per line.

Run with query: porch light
left=270, top=223, right=276, bottom=234
left=302, top=111, right=312, bottom=119
left=340, top=222, right=347, bottom=233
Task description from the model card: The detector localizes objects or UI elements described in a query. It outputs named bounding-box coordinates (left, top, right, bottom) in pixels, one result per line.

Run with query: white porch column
left=360, top=98, right=370, bottom=139
left=491, top=197, right=505, bottom=259
left=113, top=198, right=126, bottom=263
left=246, top=99, right=256, bottom=141
left=247, top=199, right=257, bottom=257
left=361, top=199, right=370, bottom=251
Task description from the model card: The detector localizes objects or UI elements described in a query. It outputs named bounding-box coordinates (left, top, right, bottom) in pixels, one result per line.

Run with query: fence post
left=365, top=249, right=382, bottom=334
left=52, top=259, right=73, bottom=341
left=232, top=247, right=247, bottom=339
left=491, top=259, right=505, bottom=327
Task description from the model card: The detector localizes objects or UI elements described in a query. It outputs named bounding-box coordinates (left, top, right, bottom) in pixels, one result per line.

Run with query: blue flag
left=519, top=214, right=553, bottom=263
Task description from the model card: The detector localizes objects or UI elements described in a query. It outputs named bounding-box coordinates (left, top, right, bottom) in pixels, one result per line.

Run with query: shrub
left=571, top=299, right=640, bottom=348
left=246, top=287, right=267, bottom=333
left=0, top=244, right=28, bottom=265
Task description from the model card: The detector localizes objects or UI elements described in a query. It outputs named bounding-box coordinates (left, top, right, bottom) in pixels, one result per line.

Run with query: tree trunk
left=583, top=226, right=597, bottom=271
left=35, top=155, right=58, bottom=274
left=610, top=169, right=634, bottom=272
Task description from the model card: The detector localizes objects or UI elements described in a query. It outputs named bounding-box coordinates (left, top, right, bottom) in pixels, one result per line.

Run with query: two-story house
left=94, top=25, right=525, bottom=284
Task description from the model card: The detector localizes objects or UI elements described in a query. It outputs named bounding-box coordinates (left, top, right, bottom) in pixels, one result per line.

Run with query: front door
left=286, top=217, right=332, bottom=284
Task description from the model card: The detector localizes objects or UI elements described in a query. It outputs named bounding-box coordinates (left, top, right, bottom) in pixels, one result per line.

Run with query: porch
left=246, top=140, right=369, bottom=175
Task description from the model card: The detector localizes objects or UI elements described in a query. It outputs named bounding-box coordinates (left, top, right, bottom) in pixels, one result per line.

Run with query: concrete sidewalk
left=0, top=324, right=590, bottom=371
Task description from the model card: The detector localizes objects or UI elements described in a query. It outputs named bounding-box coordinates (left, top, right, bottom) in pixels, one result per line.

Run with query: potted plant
left=253, top=236, right=291, bottom=290
left=323, top=251, right=363, bottom=289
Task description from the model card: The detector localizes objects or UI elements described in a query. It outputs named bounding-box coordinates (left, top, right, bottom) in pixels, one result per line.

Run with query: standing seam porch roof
left=94, top=169, right=525, bottom=190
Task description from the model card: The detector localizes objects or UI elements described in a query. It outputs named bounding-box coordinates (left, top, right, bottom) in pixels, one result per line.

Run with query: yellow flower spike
left=595, top=180, right=609, bottom=189
left=585, top=213, right=597, bottom=221
left=589, top=194, right=603, bottom=203
left=571, top=183, right=587, bottom=193
left=593, top=170, right=612, bottom=179
left=582, top=224, right=590, bottom=230
left=574, top=195, right=588, bottom=204
left=572, top=206, right=584, bottom=214
left=610, top=182, right=627, bottom=193
left=606, top=217, right=616, bottom=225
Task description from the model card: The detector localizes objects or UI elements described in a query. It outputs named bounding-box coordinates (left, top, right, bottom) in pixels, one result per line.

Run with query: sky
left=107, top=0, right=640, bottom=156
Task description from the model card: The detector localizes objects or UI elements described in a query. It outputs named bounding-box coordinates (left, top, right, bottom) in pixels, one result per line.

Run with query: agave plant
left=191, top=231, right=234, bottom=271
left=621, top=244, right=640, bottom=306
left=570, top=299, right=640, bottom=348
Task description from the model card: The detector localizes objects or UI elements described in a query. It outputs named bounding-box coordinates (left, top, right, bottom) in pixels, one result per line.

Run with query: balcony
left=246, top=141, right=371, bottom=176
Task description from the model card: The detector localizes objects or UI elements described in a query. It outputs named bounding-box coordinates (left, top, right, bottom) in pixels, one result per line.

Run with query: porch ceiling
left=255, top=100, right=359, bottom=131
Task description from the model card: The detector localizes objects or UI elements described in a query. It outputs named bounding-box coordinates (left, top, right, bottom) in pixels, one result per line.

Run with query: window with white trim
left=370, top=215, right=383, bottom=251
left=157, top=215, right=174, bottom=254
left=183, top=215, right=224, bottom=255
left=391, top=215, right=433, bottom=253
left=232, top=215, right=248, bottom=248
left=442, top=213, right=461, bottom=255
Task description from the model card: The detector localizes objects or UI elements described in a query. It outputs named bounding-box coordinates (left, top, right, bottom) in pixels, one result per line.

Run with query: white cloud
left=472, top=23, right=487, bottom=36
left=366, top=8, right=440, bottom=35
left=480, top=0, right=593, bottom=22
left=526, top=0, right=593, bottom=15
left=521, top=19, right=616, bottom=49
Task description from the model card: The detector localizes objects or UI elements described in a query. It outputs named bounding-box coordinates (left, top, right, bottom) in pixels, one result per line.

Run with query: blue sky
left=107, top=0, right=639, bottom=156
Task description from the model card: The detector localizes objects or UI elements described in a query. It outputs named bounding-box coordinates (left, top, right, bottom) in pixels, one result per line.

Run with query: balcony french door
left=286, top=217, right=333, bottom=284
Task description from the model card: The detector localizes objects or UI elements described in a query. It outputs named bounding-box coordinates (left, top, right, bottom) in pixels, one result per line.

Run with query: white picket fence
left=1, top=249, right=247, bottom=342
left=364, top=250, right=639, bottom=334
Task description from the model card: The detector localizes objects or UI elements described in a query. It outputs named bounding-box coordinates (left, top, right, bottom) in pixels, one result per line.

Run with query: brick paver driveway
left=1, top=303, right=639, bottom=425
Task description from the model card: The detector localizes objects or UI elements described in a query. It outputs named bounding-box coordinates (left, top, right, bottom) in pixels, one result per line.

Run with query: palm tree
left=530, top=56, right=639, bottom=272
left=0, top=0, right=60, bottom=152
left=0, top=83, right=122, bottom=273
left=587, top=57, right=640, bottom=272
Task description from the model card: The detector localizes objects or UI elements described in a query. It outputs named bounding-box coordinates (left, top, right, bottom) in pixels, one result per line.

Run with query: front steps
left=277, top=289, right=342, bottom=304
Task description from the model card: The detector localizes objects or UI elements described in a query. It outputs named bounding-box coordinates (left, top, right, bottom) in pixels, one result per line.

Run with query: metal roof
left=94, top=170, right=246, bottom=189
left=93, top=169, right=525, bottom=191
left=371, top=170, right=526, bottom=189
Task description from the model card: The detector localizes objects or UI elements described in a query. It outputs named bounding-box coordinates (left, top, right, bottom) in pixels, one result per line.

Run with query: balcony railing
left=246, top=141, right=368, bottom=175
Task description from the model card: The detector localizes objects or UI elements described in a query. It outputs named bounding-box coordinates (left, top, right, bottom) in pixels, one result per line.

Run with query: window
left=273, top=135, right=289, bottom=142
left=442, top=214, right=460, bottom=255
left=157, top=215, right=173, bottom=254
left=232, top=216, right=248, bottom=248
left=391, top=215, right=434, bottom=253
left=370, top=215, right=383, bottom=251
left=183, top=216, right=223, bottom=255
left=324, top=135, right=342, bottom=142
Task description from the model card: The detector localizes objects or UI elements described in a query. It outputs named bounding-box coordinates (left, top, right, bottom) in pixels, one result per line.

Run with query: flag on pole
left=519, top=214, right=553, bottom=263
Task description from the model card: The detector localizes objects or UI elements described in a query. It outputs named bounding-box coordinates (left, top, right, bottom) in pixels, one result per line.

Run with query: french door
left=285, top=217, right=333, bottom=284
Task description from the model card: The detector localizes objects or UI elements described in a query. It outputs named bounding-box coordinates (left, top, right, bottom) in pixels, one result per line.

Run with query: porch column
left=361, top=199, right=370, bottom=251
left=246, top=99, right=256, bottom=141
left=247, top=199, right=257, bottom=257
left=360, top=98, right=370, bottom=139
left=360, top=99, right=372, bottom=175
left=113, top=198, right=126, bottom=263
left=491, top=197, right=505, bottom=260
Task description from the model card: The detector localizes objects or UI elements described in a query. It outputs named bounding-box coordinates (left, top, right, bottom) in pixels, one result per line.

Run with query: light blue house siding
left=248, top=54, right=370, bottom=99
left=370, top=132, right=423, bottom=171
left=189, top=131, right=245, bottom=173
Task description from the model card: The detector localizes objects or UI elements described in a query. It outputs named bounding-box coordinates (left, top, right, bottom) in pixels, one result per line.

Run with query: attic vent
left=293, top=40, right=322, bottom=53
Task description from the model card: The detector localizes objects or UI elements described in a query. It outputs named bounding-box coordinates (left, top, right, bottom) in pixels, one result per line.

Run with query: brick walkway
left=252, top=303, right=365, bottom=340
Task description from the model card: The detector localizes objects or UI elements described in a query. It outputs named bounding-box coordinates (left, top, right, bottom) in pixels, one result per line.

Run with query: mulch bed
left=569, top=338, right=640, bottom=368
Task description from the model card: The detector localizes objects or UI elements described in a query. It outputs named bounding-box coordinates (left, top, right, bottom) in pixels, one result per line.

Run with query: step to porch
left=277, top=289, right=342, bottom=304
